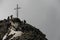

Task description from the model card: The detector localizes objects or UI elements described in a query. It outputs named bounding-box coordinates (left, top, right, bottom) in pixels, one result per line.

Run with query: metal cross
left=14, top=4, right=21, bottom=18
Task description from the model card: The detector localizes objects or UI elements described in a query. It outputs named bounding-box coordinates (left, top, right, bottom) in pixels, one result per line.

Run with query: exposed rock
left=0, top=16, right=48, bottom=40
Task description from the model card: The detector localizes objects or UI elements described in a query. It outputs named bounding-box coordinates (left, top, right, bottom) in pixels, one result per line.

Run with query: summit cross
left=14, top=4, right=21, bottom=18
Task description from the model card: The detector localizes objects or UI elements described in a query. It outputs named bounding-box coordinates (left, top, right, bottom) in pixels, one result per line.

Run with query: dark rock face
left=0, top=16, right=48, bottom=40
left=0, top=19, right=11, bottom=40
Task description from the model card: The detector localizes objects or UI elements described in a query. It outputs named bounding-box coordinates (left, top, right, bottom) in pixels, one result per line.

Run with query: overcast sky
left=0, top=0, right=60, bottom=40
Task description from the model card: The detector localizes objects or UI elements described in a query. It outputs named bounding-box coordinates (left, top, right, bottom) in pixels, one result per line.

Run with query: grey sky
left=0, top=0, right=60, bottom=40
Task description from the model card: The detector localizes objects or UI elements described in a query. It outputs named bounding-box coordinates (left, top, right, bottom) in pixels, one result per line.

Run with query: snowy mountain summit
left=0, top=15, right=48, bottom=40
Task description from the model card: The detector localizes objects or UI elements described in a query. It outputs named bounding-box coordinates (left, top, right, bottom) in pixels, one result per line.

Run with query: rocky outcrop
left=0, top=15, right=48, bottom=40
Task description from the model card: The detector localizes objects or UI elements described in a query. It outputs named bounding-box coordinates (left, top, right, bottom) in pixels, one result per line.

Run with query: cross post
left=14, top=4, right=21, bottom=18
